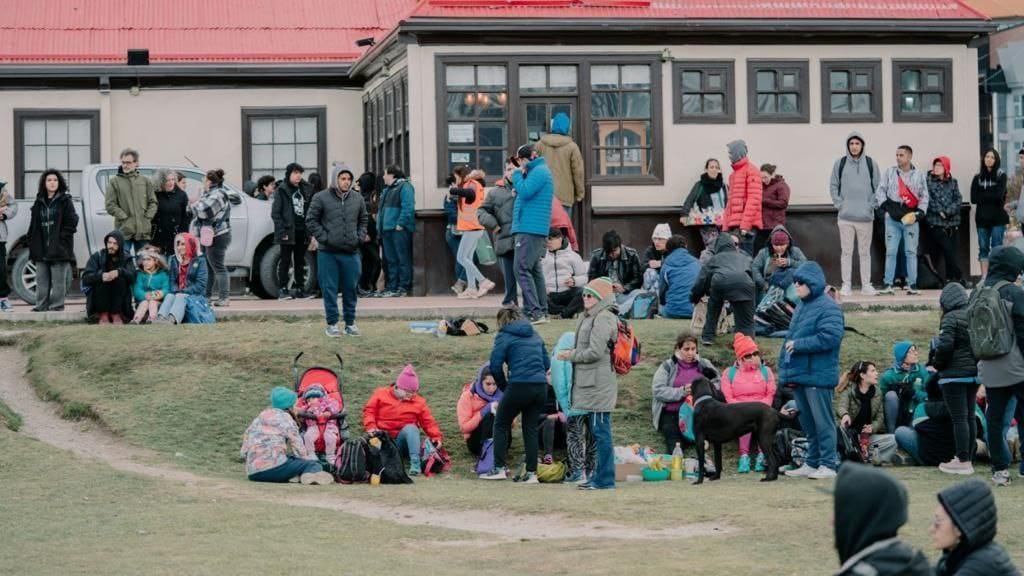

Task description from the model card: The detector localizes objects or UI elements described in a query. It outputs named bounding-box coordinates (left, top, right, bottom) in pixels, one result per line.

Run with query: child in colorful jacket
left=879, top=341, right=931, bottom=433
left=296, top=384, right=343, bottom=458
left=131, top=249, right=170, bottom=324
left=720, top=333, right=776, bottom=473
left=363, top=364, right=443, bottom=476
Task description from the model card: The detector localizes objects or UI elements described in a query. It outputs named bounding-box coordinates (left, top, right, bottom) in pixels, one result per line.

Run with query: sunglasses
left=583, top=293, right=596, bottom=300
left=742, top=351, right=760, bottom=360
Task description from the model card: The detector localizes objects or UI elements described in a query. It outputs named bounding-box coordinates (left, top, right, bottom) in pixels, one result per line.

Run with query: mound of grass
left=0, top=399, right=21, bottom=431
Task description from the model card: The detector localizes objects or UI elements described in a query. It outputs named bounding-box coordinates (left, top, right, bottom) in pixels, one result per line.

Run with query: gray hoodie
left=829, top=131, right=880, bottom=222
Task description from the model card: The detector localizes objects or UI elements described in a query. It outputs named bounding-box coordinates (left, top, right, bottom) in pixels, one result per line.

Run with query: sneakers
left=809, top=466, right=838, bottom=479
left=737, top=454, right=751, bottom=474
left=478, top=278, right=496, bottom=296
left=839, top=284, right=852, bottom=297
left=542, top=454, right=553, bottom=465
left=565, top=470, right=584, bottom=483
left=939, top=457, right=975, bottom=476
left=860, top=285, right=877, bottom=296
left=299, top=471, right=335, bottom=485
left=877, top=285, right=895, bottom=295
left=530, top=315, right=549, bottom=325
left=479, top=468, right=508, bottom=480
left=450, top=280, right=467, bottom=295
left=358, top=288, right=373, bottom=298
left=522, top=473, right=539, bottom=484
left=325, top=324, right=342, bottom=338
left=278, top=289, right=293, bottom=300
left=456, top=288, right=480, bottom=299
left=344, top=324, right=361, bottom=337
left=0, top=298, right=11, bottom=312
left=407, top=465, right=421, bottom=477
left=213, top=298, right=230, bottom=307
left=906, top=284, right=921, bottom=295
left=992, top=470, right=1012, bottom=487
left=784, top=464, right=816, bottom=478
left=754, top=452, right=766, bottom=473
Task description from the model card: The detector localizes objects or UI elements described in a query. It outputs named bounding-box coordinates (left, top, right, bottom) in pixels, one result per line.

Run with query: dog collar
left=693, top=396, right=712, bottom=408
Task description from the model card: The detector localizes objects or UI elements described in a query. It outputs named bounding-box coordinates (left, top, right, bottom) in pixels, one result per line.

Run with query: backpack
left=773, top=428, right=805, bottom=467
left=610, top=318, right=641, bottom=375
left=836, top=155, right=876, bottom=198
left=629, top=292, right=658, bottom=320
left=420, top=440, right=452, bottom=477
left=966, top=280, right=1015, bottom=360
left=474, top=438, right=495, bottom=475
left=366, top=431, right=414, bottom=484
left=727, top=365, right=771, bottom=384
left=334, top=437, right=369, bottom=484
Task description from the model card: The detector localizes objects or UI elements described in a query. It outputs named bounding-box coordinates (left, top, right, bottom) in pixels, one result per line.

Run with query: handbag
left=183, top=295, right=216, bottom=324
left=199, top=225, right=214, bottom=247
left=475, top=233, right=498, bottom=266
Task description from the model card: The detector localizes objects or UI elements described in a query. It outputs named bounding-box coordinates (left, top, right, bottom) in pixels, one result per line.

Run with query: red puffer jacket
left=761, top=175, right=790, bottom=230
left=362, top=386, right=443, bottom=441
left=725, top=157, right=764, bottom=232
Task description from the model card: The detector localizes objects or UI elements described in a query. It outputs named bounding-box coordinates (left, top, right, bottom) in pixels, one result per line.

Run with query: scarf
left=471, top=362, right=503, bottom=403
left=700, top=172, right=724, bottom=193
left=175, top=233, right=198, bottom=290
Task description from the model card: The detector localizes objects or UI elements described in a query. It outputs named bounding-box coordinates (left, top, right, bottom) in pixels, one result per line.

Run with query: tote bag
left=475, top=233, right=498, bottom=266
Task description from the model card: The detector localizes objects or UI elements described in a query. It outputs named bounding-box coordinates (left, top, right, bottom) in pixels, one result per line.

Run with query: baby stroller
left=293, top=352, right=350, bottom=468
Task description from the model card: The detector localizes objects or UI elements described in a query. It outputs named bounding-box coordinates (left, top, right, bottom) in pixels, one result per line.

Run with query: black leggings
left=493, top=383, right=546, bottom=472
left=539, top=415, right=566, bottom=455
left=658, top=408, right=691, bottom=455
left=941, top=380, right=980, bottom=462
left=466, top=412, right=496, bottom=456
left=277, top=233, right=308, bottom=290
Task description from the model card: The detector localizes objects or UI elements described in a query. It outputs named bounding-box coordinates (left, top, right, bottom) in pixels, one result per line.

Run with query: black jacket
left=306, top=186, right=368, bottom=255
left=28, top=190, right=77, bottom=262
left=642, top=244, right=664, bottom=269
left=477, top=183, right=515, bottom=256
left=931, top=282, right=977, bottom=378
left=986, top=247, right=1024, bottom=357
left=152, top=187, right=190, bottom=252
left=272, top=179, right=314, bottom=245
left=970, top=168, right=1008, bottom=227
left=82, top=230, right=137, bottom=321
left=691, top=233, right=755, bottom=304
left=588, top=245, right=643, bottom=292
left=936, top=480, right=1020, bottom=576
left=682, top=174, right=728, bottom=213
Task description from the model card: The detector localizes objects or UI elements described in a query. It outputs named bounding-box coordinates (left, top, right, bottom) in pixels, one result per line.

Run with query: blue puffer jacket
left=660, top=248, right=701, bottom=318
left=550, top=332, right=587, bottom=417
left=777, top=261, right=845, bottom=387
left=377, top=178, right=416, bottom=233
left=489, top=319, right=551, bottom=387
left=511, top=157, right=554, bottom=236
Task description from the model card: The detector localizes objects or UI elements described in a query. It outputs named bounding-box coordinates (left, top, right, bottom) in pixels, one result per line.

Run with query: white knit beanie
left=652, top=223, right=672, bottom=240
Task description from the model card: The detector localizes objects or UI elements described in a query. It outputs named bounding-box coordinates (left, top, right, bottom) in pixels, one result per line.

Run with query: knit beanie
left=302, top=384, right=326, bottom=400
left=733, top=333, right=759, bottom=360
left=652, top=223, right=672, bottom=240
left=396, top=364, right=420, bottom=392
left=727, top=140, right=748, bottom=164
left=771, top=230, right=790, bottom=246
left=893, top=341, right=914, bottom=367
left=270, top=386, right=297, bottom=410
left=584, top=277, right=615, bottom=302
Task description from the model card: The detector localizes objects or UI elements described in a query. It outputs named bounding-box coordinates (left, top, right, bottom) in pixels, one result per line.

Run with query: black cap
left=516, top=144, right=535, bottom=159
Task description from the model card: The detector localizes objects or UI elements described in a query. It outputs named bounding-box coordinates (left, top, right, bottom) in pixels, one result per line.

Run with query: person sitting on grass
left=880, top=341, right=930, bottom=433
left=650, top=331, right=719, bottom=455
left=720, top=333, right=776, bottom=473
left=362, top=364, right=443, bottom=477
left=588, top=230, right=644, bottom=314
left=131, top=249, right=170, bottom=324
left=296, top=385, right=343, bottom=461
left=750, top=225, right=806, bottom=303
left=240, top=386, right=333, bottom=485
left=456, top=364, right=504, bottom=457
left=834, top=361, right=898, bottom=465
left=82, top=230, right=136, bottom=325
left=895, top=375, right=988, bottom=468
left=931, top=480, right=1020, bottom=575
left=542, top=227, right=588, bottom=319
left=641, top=223, right=672, bottom=291
left=658, top=234, right=701, bottom=319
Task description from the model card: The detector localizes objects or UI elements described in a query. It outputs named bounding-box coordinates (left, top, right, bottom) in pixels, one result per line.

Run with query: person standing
left=924, top=157, right=963, bottom=284
left=81, top=230, right=136, bottom=324
left=535, top=112, right=585, bottom=218
left=477, top=172, right=517, bottom=307
left=757, top=164, right=790, bottom=256
left=306, top=164, right=367, bottom=338
left=724, top=140, right=762, bottom=255
left=875, top=145, right=928, bottom=295
left=150, top=169, right=191, bottom=259
left=356, top=172, right=382, bottom=297
left=0, top=180, right=18, bottom=312
left=930, top=282, right=979, bottom=475
left=448, top=167, right=494, bottom=299
left=780, top=261, right=845, bottom=480
left=681, top=158, right=728, bottom=253
left=191, top=169, right=233, bottom=307
left=970, top=148, right=1008, bottom=280
left=28, top=169, right=78, bottom=312
left=830, top=132, right=880, bottom=297
left=105, top=148, right=157, bottom=256
left=272, top=163, right=314, bottom=300
left=253, top=175, right=276, bottom=201
left=509, top=145, right=554, bottom=324
left=377, top=166, right=415, bottom=297
left=1007, top=148, right=1024, bottom=227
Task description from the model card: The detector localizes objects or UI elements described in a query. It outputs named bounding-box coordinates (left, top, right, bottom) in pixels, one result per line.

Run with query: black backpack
left=366, top=431, right=414, bottom=484
left=836, top=155, right=876, bottom=198
left=773, top=428, right=805, bottom=467
left=334, top=437, right=369, bottom=484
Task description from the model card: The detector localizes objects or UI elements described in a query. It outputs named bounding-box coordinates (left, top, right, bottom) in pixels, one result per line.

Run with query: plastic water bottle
left=671, top=442, right=684, bottom=481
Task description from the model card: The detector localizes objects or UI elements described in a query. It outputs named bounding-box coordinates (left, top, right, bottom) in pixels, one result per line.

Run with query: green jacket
left=878, top=364, right=930, bottom=419
left=833, top=384, right=886, bottom=433
left=105, top=170, right=158, bottom=241
left=569, top=297, right=619, bottom=413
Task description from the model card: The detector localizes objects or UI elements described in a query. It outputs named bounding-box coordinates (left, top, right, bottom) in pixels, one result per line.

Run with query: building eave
left=0, top=62, right=354, bottom=80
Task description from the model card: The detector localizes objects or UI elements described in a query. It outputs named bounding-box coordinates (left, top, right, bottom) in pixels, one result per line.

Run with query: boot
left=98, top=312, right=111, bottom=325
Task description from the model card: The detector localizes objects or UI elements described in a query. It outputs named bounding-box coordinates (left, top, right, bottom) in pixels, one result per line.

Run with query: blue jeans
left=589, top=412, right=615, bottom=488
left=515, top=233, right=547, bottom=319
left=986, top=384, right=1024, bottom=472
left=883, top=215, right=918, bottom=286
left=382, top=229, right=412, bottom=292
left=248, top=456, right=323, bottom=483
left=884, top=390, right=901, bottom=434
left=445, top=226, right=467, bottom=282
left=977, top=225, right=1005, bottom=262
left=499, top=253, right=517, bottom=306
left=793, top=386, right=837, bottom=470
left=457, top=230, right=485, bottom=291
left=395, top=424, right=421, bottom=470
left=317, top=251, right=360, bottom=327
left=895, top=426, right=921, bottom=465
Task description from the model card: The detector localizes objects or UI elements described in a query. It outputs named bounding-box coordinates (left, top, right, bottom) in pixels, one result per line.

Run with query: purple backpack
left=474, top=439, right=495, bottom=475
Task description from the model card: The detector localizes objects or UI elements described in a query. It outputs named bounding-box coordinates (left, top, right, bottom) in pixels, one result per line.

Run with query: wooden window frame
left=240, top=106, right=327, bottom=184
left=13, top=109, right=100, bottom=199
left=892, top=59, right=954, bottom=123
left=820, top=60, right=883, bottom=123
left=746, top=59, right=810, bottom=124
left=363, top=71, right=410, bottom=178
left=672, top=60, right=735, bottom=124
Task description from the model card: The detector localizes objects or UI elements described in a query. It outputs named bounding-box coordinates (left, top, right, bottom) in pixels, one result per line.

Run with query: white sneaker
left=479, top=468, right=507, bottom=480
left=809, top=466, right=837, bottom=479
left=522, top=472, right=539, bottom=484
left=839, top=284, right=852, bottom=297
left=938, top=457, right=975, bottom=476
left=784, top=464, right=815, bottom=478
left=299, top=471, right=334, bottom=485
left=860, top=285, right=877, bottom=296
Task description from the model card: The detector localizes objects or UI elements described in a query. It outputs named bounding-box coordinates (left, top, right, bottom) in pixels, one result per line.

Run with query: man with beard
left=82, top=230, right=137, bottom=324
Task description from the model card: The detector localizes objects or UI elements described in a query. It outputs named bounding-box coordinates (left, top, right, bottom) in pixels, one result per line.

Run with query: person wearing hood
left=0, top=180, right=18, bottom=312
left=155, top=232, right=209, bottom=324
left=535, top=112, right=585, bottom=218
left=551, top=331, right=596, bottom=483
left=681, top=158, right=728, bottom=252
left=130, top=248, right=170, bottom=324
left=549, top=197, right=579, bottom=251
left=925, top=156, right=964, bottom=284
left=757, top=164, right=790, bottom=255
left=558, top=278, right=620, bottom=490
left=377, top=165, right=415, bottom=297
left=650, top=331, right=719, bottom=455
left=780, top=261, right=845, bottom=480
left=931, top=282, right=980, bottom=475
left=542, top=227, right=588, bottom=319
left=240, top=386, right=333, bottom=485
left=354, top=172, right=382, bottom=297
left=751, top=225, right=806, bottom=302
left=307, top=164, right=368, bottom=338
left=659, top=234, right=701, bottom=319
left=642, top=223, right=672, bottom=291
left=81, top=230, right=136, bottom=324
left=690, top=233, right=756, bottom=345
left=830, top=132, right=880, bottom=297
left=509, top=145, right=555, bottom=324
left=833, top=464, right=931, bottom=576
left=481, top=307, right=551, bottom=483
left=478, top=172, right=517, bottom=307
left=875, top=145, right=929, bottom=295
left=150, top=169, right=191, bottom=260
left=28, top=169, right=78, bottom=312
left=976, top=245, right=1024, bottom=487
left=879, top=341, right=930, bottom=433
left=724, top=140, right=762, bottom=255
left=190, top=169, right=233, bottom=306
left=363, top=364, right=443, bottom=477
left=456, top=364, right=505, bottom=456
left=971, top=148, right=1008, bottom=279
left=272, top=162, right=315, bottom=300
left=105, top=148, right=157, bottom=256
left=932, top=479, right=1020, bottom=575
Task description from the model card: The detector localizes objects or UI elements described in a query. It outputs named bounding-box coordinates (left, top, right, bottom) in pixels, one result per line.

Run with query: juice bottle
left=671, top=442, right=684, bottom=481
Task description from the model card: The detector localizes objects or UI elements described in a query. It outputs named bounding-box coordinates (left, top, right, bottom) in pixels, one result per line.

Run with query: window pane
left=24, top=120, right=45, bottom=145
left=757, top=93, right=776, bottom=113
left=779, top=93, right=798, bottom=113
left=273, top=118, right=295, bottom=143
left=446, top=65, right=475, bottom=88
left=704, top=94, right=724, bottom=114
left=520, top=66, right=546, bottom=93
left=851, top=93, right=872, bottom=114
left=926, top=72, right=941, bottom=89
left=24, top=146, right=45, bottom=171
left=295, top=117, right=317, bottom=142
left=477, top=93, right=506, bottom=119
left=478, top=123, right=507, bottom=147
left=251, top=119, right=273, bottom=144
left=549, top=66, right=577, bottom=91
left=707, top=73, right=722, bottom=90
left=479, top=150, right=504, bottom=178
left=68, top=173, right=82, bottom=196
left=923, top=93, right=943, bottom=113
left=681, top=94, right=701, bottom=115
left=68, top=145, right=91, bottom=169
left=446, top=94, right=476, bottom=119
left=901, top=70, right=921, bottom=91
left=476, top=66, right=506, bottom=89
left=252, top=144, right=273, bottom=169
left=296, top=143, right=317, bottom=167
left=855, top=73, right=870, bottom=89
left=622, top=92, right=650, bottom=118
left=273, top=143, right=295, bottom=167
left=830, top=71, right=849, bottom=91
left=831, top=94, right=850, bottom=113
left=594, top=148, right=621, bottom=175
left=902, top=94, right=920, bottom=112
left=756, top=71, right=775, bottom=91
left=592, top=120, right=621, bottom=148
left=782, top=73, right=797, bottom=89
left=525, top=103, right=546, bottom=143
left=591, top=92, right=620, bottom=118
left=681, top=71, right=702, bottom=92
left=622, top=148, right=648, bottom=175
left=591, top=65, right=618, bottom=89
left=622, top=65, right=650, bottom=88
left=46, top=120, right=68, bottom=145
left=68, top=119, right=91, bottom=145
left=25, top=173, right=38, bottom=196
left=46, top=145, right=68, bottom=170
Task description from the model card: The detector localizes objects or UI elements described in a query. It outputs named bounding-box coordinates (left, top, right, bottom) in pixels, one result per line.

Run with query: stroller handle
left=335, top=353, right=344, bottom=370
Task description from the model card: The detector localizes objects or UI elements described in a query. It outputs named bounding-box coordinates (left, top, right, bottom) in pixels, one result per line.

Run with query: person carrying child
left=131, top=249, right=170, bottom=324
left=362, top=364, right=443, bottom=477
left=720, top=333, right=776, bottom=473
left=296, top=384, right=343, bottom=458
left=456, top=363, right=504, bottom=456
left=880, top=341, right=930, bottom=433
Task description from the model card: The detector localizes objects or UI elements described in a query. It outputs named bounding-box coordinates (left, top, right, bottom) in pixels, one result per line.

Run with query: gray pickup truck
left=3, top=164, right=313, bottom=303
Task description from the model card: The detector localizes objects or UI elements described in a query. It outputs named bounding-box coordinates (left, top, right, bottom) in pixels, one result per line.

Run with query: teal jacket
left=377, top=179, right=416, bottom=233
left=132, top=269, right=171, bottom=303
left=879, top=364, right=930, bottom=404
left=510, top=156, right=554, bottom=236
left=550, top=332, right=587, bottom=417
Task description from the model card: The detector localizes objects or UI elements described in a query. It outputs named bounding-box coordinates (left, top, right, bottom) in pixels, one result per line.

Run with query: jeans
left=493, top=383, right=546, bottom=473
left=985, top=383, right=1024, bottom=472
left=589, top=412, right=615, bottom=488
left=204, top=232, right=231, bottom=301
left=125, top=238, right=149, bottom=258
left=793, top=386, right=837, bottom=470
left=883, top=215, right=918, bottom=286
left=0, top=242, right=10, bottom=298
left=927, top=224, right=962, bottom=282
left=395, top=424, right=422, bottom=470
left=445, top=226, right=467, bottom=283
left=562, top=204, right=573, bottom=219
left=34, top=260, right=69, bottom=310
left=158, top=293, right=188, bottom=324
left=498, top=253, right=517, bottom=306
left=248, top=456, right=323, bottom=483
left=317, top=251, right=360, bottom=327
left=837, top=218, right=873, bottom=288
left=977, top=225, right=1005, bottom=262
left=703, top=295, right=754, bottom=342
left=457, top=229, right=486, bottom=291
left=381, top=229, right=412, bottom=292
left=941, top=379, right=980, bottom=462
left=514, top=233, right=547, bottom=319
left=276, top=233, right=308, bottom=292
left=884, top=390, right=901, bottom=435
left=895, top=426, right=921, bottom=464
left=547, top=287, right=584, bottom=319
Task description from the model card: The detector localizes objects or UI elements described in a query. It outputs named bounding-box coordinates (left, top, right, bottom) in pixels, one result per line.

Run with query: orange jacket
left=362, top=386, right=443, bottom=441
left=456, top=180, right=485, bottom=232
left=725, top=157, right=763, bottom=231
left=456, top=383, right=488, bottom=439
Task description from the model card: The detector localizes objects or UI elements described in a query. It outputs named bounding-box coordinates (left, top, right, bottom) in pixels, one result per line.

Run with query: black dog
left=691, top=377, right=779, bottom=484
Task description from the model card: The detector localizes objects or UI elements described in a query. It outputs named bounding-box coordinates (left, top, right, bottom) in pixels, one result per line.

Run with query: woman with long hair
left=28, top=169, right=78, bottom=311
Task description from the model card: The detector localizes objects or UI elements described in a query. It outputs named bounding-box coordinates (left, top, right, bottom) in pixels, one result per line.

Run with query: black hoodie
left=971, top=151, right=1009, bottom=228
left=690, top=233, right=755, bottom=303
left=81, top=230, right=137, bottom=320
left=935, top=480, right=1020, bottom=576
left=834, top=464, right=931, bottom=576
left=931, top=282, right=977, bottom=378
left=28, top=187, right=78, bottom=262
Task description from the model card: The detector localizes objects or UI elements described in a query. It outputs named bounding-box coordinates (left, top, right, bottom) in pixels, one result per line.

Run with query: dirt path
left=0, top=341, right=727, bottom=542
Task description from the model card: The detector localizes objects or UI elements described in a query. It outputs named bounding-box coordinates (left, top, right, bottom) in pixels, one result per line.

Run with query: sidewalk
left=0, top=288, right=940, bottom=323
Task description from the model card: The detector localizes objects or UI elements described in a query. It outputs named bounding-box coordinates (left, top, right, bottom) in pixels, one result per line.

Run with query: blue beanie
left=893, top=341, right=914, bottom=368
left=270, top=386, right=297, bottom=410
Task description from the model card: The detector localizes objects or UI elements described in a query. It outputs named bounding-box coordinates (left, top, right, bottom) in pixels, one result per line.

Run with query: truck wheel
left=258, top=245, right=317, bottom=298
left=11, top=250, right=38, bottom=305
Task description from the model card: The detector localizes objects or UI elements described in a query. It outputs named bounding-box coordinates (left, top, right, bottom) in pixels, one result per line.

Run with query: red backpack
left=610, top=319, right=641, bottom=375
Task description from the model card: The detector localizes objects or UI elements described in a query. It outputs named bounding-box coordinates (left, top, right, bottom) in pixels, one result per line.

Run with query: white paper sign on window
left=451, top=152, right=471, bottom=164
left=448, top=123, right=475, bottom=144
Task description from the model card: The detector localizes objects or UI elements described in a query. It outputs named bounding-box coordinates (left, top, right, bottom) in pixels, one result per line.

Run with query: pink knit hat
left=395, top=364, right=420, bottom=392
